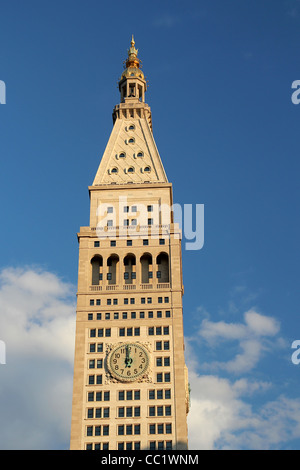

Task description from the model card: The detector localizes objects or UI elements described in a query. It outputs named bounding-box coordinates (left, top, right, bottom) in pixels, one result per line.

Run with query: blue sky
left=0, top=0, right=300, bottom=449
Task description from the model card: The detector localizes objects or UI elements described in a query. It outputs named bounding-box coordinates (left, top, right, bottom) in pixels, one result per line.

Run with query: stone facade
left=70, top=37, right=189, bottom=451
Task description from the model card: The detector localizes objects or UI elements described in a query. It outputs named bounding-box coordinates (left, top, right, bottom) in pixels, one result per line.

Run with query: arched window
left=123, top=254, right=136, bottom=284
left=156, top=253, right=169, bottom=283
left=140, top=253, right=153, bottom=284
left=91, top=255, right=103, bottom=286
left=107, top=254, right=119, bottom=285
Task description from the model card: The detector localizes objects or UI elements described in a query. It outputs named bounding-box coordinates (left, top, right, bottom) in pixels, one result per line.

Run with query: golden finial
left=126, top=34, right=140, bottom=68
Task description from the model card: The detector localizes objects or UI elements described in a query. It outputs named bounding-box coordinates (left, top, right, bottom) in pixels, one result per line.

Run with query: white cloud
left=0, top=266, right=76, bottom=449
left=187, top=368, right=300, bottom=450
left=195, top=309, right=281, bottom=373
left=185, top=305, right=300, bottom=449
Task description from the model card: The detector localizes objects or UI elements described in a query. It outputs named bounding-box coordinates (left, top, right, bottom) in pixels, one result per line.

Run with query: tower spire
left=126, top=34, right=140, bottom=69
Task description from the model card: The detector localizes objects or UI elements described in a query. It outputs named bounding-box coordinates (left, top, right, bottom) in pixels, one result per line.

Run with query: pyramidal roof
left=92, top=37, right=168, bottom=187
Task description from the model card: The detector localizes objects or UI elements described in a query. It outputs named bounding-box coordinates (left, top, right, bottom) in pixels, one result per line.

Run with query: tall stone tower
left=70, top=36, right=189, bottom=451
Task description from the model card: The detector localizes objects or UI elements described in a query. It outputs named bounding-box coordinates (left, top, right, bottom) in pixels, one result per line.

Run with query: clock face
left=107, top=343, right=149, bottom=382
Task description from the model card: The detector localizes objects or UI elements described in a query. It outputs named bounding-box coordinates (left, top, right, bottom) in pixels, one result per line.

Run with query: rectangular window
left=88, top=313, right=93, bottom=321
left=131, top=206, right=137, bottom=212
left=141, top=297, right=145, bottom=304
left=124, top=206, right=129, bottom=213
left=127, top=240, right=132, bottom=246
left=149, top=424, right=156, bottom=435
left=88, top=375, right=95, bottom=385
left=114, top=312, right=119, bottom=320
left=96, top=299, right=101, bottom=306
left=107, top=206, right=113, bottom=213
left=124, top=298, right=129, bottom=305
left=159, top=239, right=165, bottom=245
left=158, top=297, right=163, bottom=304
left=157, top=373, right=163, bottom=383
left=124, top=219, right=129, bottom=226
left=90, top=299, right=95, bottom=306
left=97, top=313, right=102, bottom=320
left=94, top=241, right=100, bottom=247
left=105, top=312, right=110, bottom=319
left=157, top=424, right=164, bottom=434
left=107, top=273, right=112, bottom=280
left=110, top=240, right=116, bottom=247
left=166, top=424, right=172, bottom=434
left=134, top=327, right=140, bottom=336
left=122, top=312, right=128, bottom=319
left=164, top=326, right=169, bottom=335
left=143, top=239, right=149, bottom=246
left=147, top=205, right=153, bottom=212
left=134, top=424, right=140, bottom=435
left=148, top=218, right=153, bottom=226
left=107, top=220, right=113, bottom=227
left=113, top=298, right=118, bottom=305
left=130, top=298, right=135, bottom=304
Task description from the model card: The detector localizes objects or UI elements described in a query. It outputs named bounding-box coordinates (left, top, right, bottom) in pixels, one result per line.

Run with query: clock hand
left=125, top=345, right=132, bottom=368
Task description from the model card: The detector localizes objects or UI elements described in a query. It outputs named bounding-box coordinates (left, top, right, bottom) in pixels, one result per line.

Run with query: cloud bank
left=0, top=266, right=76, bottom=449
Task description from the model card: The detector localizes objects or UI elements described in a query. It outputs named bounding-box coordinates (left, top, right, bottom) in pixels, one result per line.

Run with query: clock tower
left=70, top=36, right=189, bottom=451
